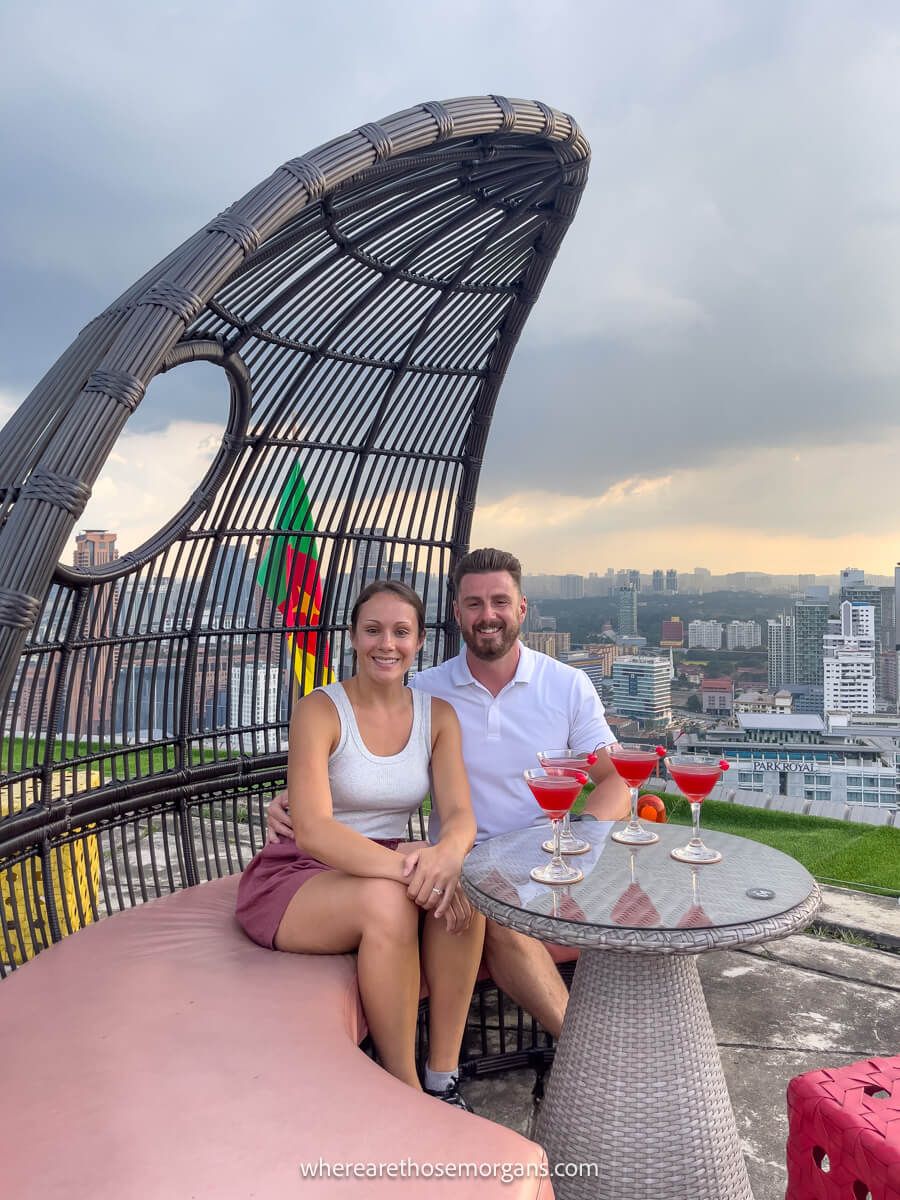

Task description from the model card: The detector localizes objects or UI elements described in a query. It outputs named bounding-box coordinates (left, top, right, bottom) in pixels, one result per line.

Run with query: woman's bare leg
left=420, top=906, right=485, bottom=1072
left=275, top=872, right=421, bottom=1087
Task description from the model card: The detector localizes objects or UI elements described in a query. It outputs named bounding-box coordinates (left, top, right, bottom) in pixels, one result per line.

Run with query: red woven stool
left=786, top=1056, right=900, bottom=1200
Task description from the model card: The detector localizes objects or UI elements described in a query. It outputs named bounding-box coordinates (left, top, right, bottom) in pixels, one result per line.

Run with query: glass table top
left=461, top=817, right=819, bottom=950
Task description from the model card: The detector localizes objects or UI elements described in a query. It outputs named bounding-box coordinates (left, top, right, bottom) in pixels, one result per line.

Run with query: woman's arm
left=287, top=693, right=408, bottom=882
left=403, top=699, right=476, bottom=913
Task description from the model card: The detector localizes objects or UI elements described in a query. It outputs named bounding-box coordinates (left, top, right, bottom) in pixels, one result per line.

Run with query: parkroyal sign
left=748, top=760, right=815, bottom=773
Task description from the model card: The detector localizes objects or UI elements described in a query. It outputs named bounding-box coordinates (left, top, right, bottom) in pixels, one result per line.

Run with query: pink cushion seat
left=3, top=874, right=555, bottom=1199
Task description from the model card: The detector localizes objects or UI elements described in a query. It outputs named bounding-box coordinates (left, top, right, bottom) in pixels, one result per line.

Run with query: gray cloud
left=3, top=0, right=900, bottom=570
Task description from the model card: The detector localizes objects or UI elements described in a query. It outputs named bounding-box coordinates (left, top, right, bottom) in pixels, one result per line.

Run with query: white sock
left=424, top=1063, right=458, bottom=1092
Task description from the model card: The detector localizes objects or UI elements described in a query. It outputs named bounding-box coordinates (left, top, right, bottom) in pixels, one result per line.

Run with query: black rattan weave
left=0, top=96, right=589, bottom=977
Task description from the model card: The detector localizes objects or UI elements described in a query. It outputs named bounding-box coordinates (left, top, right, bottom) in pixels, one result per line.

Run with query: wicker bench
left=3, top=873, right=555, bottom=1199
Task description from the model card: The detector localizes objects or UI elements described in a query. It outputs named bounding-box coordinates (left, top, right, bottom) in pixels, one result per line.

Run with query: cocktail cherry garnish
left=719, top=760, right=730, bottom=771
left=654, top=745, right=666, bottom=756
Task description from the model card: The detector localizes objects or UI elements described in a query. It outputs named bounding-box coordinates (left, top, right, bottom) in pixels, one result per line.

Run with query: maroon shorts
left=235, top=836, right=402, bottom=950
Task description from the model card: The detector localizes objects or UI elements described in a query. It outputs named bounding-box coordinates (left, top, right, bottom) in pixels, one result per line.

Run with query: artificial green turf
left=659, top=792, right=900, bottom=896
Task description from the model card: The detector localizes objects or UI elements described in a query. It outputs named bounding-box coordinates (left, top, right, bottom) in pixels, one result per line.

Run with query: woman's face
left=350, top=593, right=423, bottom=682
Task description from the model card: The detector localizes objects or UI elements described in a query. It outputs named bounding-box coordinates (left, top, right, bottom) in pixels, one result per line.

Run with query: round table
left=461, top=818, right=821, bottom=1200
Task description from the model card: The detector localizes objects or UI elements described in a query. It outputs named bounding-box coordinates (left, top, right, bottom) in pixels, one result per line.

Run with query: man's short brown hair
left=452, top=547, right=523, bottom=595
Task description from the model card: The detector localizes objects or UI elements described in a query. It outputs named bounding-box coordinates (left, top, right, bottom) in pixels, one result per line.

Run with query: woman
left=236, top=579, right=484, bottom=1109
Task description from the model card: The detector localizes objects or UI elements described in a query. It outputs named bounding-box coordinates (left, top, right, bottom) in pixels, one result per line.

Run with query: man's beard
left=461, top=620, right=521, bottom=661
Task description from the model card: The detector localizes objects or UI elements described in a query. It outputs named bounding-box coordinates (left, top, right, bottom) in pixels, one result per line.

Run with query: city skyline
left=5, top=5, right=900, bottom=576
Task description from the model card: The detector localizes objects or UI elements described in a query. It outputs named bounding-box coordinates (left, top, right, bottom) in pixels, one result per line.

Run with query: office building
left=725, top=620, right=762, bottom=650
left=666, top=569, right=678, bottom=593
left=841, top=582, right=885, bottom=649
left=617, top=585, right=638, bottom=636
left=840, top=567, right=865, bottom=591
left=74, top=530, right=118, bottom=569
left=681, top=711, right=899, bottom=810
left=566, top=650, right=614, bottom=695
left=798, top=574, right=816, bottom=591
left=687, top=620, right=723, bottom=650
left=823, top=602, right=876, bottom=715
left=626, top=569, right=641, bottom=592
left=611, top=656, right=672, bottom=727
left=652, top=569, right=664, bottom=593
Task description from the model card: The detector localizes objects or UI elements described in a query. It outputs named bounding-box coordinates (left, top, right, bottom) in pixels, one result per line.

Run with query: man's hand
left=400, top=843, right=465, bottom=921
left=266, top=790, right=294, bottom=844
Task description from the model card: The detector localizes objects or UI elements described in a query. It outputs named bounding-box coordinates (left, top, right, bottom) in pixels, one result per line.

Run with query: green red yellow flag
left=257, top=464, right=334, bottom=694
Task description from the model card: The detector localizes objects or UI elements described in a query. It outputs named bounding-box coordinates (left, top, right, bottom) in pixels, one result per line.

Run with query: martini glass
left=536, top=749, right=597, bottom=855
left=524, top=769, right=585, bottom=885
left=609, top=745, right=665, bottom=845
left=666, top=754, right=728, bottom=864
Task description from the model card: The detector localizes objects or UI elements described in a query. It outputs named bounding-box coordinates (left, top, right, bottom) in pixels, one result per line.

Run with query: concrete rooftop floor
left=461, top=888, right=900, bottom=1200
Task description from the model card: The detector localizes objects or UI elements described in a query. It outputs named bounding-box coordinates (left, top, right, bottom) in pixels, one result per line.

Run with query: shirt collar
left=450, top=641, right=535, bottom=686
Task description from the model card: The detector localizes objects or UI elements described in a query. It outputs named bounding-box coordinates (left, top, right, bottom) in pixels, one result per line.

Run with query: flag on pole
left=257, top=464, right=334, bottom=695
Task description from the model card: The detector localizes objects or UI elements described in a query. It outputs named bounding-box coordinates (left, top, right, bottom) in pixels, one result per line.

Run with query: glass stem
left=629, top=786, right=640, bottom=829
left=552, top=817, right=563, bottom=867
left=690, top=801, right=702, bottom=845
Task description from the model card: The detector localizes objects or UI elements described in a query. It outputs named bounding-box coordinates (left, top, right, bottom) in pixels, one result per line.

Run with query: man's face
left=454, top=570, right=527, bottom=661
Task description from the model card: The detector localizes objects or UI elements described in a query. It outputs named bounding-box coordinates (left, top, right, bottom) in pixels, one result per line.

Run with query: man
left=268, top=547, right=629, bottom=1037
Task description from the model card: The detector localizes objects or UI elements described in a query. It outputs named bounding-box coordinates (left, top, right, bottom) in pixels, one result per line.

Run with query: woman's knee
left=359, top=877, right=419, bottom=943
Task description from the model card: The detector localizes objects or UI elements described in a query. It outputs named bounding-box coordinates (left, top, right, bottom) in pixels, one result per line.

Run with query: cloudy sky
left=3, top=0, right=900, bottom=576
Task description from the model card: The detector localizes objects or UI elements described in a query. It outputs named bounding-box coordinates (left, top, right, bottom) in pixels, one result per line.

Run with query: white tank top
left=319, top=682, right=432, bottom=839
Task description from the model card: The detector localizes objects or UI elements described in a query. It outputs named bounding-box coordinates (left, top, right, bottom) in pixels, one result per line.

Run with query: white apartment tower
left=726, top=620, right=762, bottom=650
left=823, top=602, right=876, bottom=716
left=687, top=620, right=723, bottom=650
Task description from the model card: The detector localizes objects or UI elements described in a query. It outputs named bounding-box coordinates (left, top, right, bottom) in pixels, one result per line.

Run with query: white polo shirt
left=411, top=643, right=616, bottom=844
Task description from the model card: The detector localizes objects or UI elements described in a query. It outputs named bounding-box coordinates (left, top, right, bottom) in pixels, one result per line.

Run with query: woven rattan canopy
left=0, top=95, right=589, bottom=974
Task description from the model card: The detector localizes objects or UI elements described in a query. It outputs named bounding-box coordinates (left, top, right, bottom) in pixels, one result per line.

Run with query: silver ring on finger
left=432, top=886, right=444, bottom=895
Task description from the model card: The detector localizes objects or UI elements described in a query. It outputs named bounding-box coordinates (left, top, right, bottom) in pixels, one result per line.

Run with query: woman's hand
left=265, top=790, right=293, bottom=844
left=401, top=842, right=464, bottom=920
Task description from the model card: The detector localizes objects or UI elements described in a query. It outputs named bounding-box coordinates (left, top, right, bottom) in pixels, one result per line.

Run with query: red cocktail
left=666, top=754, right=727, bottom=864
left=537, top=749, right=597, bottom=855
left=524, top=769, right=585, bottom=885
left=609, top=745, right=665, bottom=846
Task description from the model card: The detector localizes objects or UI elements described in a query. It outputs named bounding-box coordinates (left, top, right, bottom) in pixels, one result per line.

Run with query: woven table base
left=534, top=949, right=753, bottom=1200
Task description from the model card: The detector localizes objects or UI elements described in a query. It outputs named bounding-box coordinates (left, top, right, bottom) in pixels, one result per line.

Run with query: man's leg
left=482, top=919, right=568, bottom=1038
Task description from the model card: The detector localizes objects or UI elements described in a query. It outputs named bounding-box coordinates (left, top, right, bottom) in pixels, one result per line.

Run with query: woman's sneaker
left=424, top=1078, right=473, bottom=1112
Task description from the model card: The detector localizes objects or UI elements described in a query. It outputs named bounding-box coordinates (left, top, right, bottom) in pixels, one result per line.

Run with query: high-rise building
left=793, top=600, right=829, bottom=686
left=74, top=530, right=118, bottom=569
left=626, top=569, right=641, bottom=592
left=71, top=530, right=119, bottom=737
left=617, top=585, right=638, bottom=636
left=560, top=574, right=584, bottom=600
left=611, top=656, right=672, bottom=727
left=841, top=581, right=885, bottom=649
left=725, top=620, right=762, bottom=650
left=798, top=574, right=816, bottom=591
left=823, top=601, right=876, bottom=715
left=652, top=569, right=664, bottom=593
left=687, top=620, right=722, bottom=650
left=666, top=569, right=678, bottom=593
left=767, top=615, right=795, bottom=689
